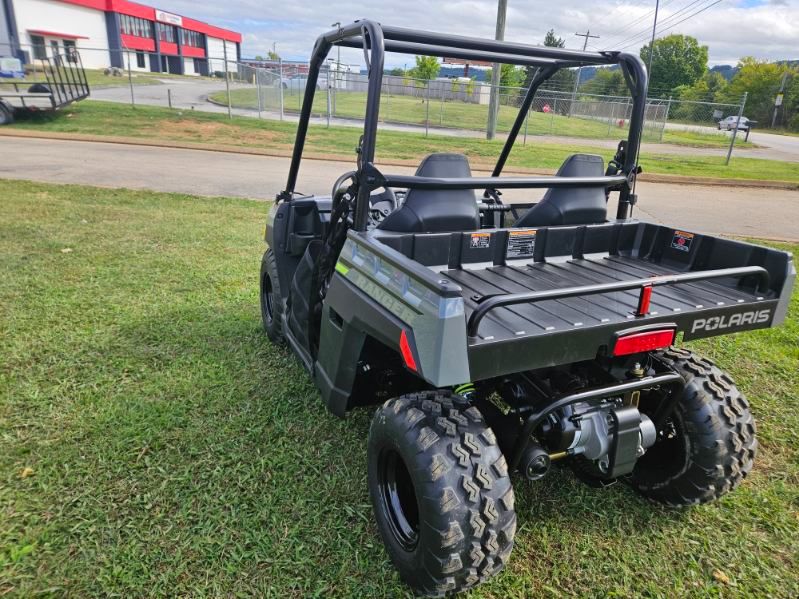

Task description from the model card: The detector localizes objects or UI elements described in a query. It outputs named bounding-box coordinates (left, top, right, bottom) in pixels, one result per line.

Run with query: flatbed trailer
left=0, top=52, right=89, bottom=124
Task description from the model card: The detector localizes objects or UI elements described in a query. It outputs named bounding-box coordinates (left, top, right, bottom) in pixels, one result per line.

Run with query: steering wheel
left=368, top=186, right=397, bottom=227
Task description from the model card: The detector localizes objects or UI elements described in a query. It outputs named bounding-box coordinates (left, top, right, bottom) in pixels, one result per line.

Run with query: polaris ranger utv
left=261, top=21, right=795, bottom=596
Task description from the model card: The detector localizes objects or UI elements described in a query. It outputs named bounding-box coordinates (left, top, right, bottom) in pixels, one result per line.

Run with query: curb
left=1, top=129, right=797, bottom=191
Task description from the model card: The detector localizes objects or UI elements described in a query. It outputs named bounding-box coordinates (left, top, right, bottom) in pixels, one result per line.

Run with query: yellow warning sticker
left=507, top=229, right=537, bottom=258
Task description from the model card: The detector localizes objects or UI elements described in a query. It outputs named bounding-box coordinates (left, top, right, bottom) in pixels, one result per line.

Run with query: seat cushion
left=377, top=153, right=480, bottom=233
left=515, top=154, right=607, bottom=228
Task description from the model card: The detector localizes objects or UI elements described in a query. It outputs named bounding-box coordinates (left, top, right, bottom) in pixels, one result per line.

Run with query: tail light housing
left=612, top=328, right=675, bottom=356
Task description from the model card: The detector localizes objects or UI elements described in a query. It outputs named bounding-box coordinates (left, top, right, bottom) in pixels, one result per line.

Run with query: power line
left=605, top=0, right=705, bottom=49
left=601, top=0, right=680, bottom=48
left=613, top=0, right=725, bottom=51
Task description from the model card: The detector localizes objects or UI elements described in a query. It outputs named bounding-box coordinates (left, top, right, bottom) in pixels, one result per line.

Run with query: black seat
left=515, top=154, right=607, bottom=228
left=378, top=153, right=480, bottom=233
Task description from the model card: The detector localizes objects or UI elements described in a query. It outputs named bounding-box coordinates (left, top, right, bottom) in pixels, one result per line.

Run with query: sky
left=153, top=0, right=798, bottom=68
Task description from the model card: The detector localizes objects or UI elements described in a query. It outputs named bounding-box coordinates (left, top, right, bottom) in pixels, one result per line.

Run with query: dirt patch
left=154, top=119, right=286, bottom=147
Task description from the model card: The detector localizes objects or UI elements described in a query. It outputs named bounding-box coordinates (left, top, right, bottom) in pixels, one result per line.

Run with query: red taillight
left=399, top=330, right=418, bottom=372
left=613, top=329, right=675, bottom=356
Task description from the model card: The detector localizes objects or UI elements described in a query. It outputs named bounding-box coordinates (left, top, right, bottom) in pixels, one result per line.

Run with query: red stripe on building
left=181, top=46, right=206, bottom=58
left=120, top=33, right=155, bottom=52
left=180, top=16, right=242, bottom=43
left=52, top=0, right=241, bottom=43
left=159, top=41, right=178, bottom=55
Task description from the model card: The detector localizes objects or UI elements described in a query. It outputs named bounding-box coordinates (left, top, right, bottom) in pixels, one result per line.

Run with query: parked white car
left=717, top=115, right=751, bottom=131
left=279, top=75, right=329, bottom=91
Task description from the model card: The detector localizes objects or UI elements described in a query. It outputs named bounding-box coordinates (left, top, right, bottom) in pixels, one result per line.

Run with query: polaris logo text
left=691, top=309, right=771, bottom=333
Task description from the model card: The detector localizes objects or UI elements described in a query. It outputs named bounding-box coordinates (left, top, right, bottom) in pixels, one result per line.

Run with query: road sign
left=775, top=93, right=784, bottom=107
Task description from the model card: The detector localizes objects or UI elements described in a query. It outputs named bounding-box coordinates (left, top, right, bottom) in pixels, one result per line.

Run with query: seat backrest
left=515, top=154, right=607, bottom=228
left=377, top=153, right=480, bottom=233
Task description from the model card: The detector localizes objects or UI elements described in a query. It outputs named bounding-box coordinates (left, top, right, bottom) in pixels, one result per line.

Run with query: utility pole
left=486, top=0, right=507, bottom=140
left=646, top=0, right=660, bottom=80
left=771, top=71, right=789, bottom=128
left=569, top=30, right=600, bottom=116
left=331, top=21, right=341, bottom=113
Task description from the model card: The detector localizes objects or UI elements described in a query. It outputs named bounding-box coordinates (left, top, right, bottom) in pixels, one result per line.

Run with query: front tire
left=631, top=347, right=757, bottom=506
left=260, top=249, right=284, bottom=344
left=368, top=391, right=516, bottom=597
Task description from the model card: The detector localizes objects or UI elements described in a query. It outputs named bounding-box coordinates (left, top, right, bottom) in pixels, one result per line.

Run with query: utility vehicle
left=260, top=21, right=794, bottom=596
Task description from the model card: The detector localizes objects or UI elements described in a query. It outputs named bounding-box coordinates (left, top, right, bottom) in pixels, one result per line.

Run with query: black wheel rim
left=262, top=273, right=275, bottom=325
left=378, top=449, right=420, bottom=552
left=636, top=414, right=688, bottom=478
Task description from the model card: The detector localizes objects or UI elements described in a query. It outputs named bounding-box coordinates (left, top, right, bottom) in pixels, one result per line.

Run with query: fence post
left=223, top=42, right=232, bottom=119
left=278, top=57, right=284, bottom=121
left=326, top=83, right=331, bottom=128
left=439, top=86, right=444, bottom=126
left=725, top=92, right=747, bottom=166
left=660, top=95, right=672, bottom=142
left=425, top=82, right=430, bottom=137
left=167, top=88, right=172, bottom=109
left=523, top=106, right=529, bottom=145
left=126, top=49, right=135, bottom=106
left=607, top=101, right=615, bottom=136
left=256, top=69, right=262, bottom=118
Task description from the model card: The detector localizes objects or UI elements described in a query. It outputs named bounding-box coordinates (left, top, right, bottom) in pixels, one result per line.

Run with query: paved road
left=1, top=136, right=797, bottom=241
left=90, top=82, right=799, bottom=163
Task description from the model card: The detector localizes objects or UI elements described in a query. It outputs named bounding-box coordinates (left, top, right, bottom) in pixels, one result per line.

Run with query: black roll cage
left=280, top=20, right=649, bottom=230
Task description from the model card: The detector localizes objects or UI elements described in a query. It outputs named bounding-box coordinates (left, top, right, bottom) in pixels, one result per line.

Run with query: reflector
left=613, top=329, right=675, bottom=356
left=399, top=330, right=418, bottom=372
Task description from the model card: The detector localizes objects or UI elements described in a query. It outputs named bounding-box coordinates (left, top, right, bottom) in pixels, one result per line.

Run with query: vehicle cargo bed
left=370, top=221, right=793, bottom=379
left=444, top=255, right=769, bottom=342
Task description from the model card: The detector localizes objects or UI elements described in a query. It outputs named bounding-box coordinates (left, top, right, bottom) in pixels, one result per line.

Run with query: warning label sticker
left=671, top=230, right=695, bottom=253
left=507, top=229, right=537, bottom=259
left=470, top=232, right=491, bottom=249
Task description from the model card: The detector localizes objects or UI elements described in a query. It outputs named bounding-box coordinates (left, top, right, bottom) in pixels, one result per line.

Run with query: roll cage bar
left=279, top=20, right=649, bottom=229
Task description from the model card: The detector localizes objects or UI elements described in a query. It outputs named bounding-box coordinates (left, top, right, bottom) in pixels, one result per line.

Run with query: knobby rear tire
left=368, top=391, right=516, bottom=597
left=631, top=347, right=757, bottom=506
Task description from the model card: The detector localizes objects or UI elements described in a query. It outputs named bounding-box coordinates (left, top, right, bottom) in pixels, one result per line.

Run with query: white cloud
left=153, top=0, right=799, bottom=66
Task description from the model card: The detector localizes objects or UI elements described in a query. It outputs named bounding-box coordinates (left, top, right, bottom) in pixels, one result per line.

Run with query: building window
left=120, top=14, right=153, bottom=38
left=63, top=40, right=77, bottom=63
left=157, top=23, right=176, bottom=43
left=179, top=28, right=204, bottom=48
left=136, top=51, right=146, bottom=68
left=30, top=34, right=46, bottom=60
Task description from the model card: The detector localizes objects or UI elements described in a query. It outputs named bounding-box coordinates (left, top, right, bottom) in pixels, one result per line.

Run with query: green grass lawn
left=1, top=179, right=797, bottom=597
left=7, top=102, right=798, bottom=186
left=211, top=87, right=751, bottom=149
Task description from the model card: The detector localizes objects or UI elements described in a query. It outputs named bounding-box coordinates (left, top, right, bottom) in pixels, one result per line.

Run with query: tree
left=543, top=29, right=565, bottom=48
left=410, top=55, right=440, bottom=81
left=485, top=63, right=525, bottom=89
left=675, top=71, right=728, bottom=103
left=720, top=58, right=795, bottom=125
left=640, top=34, right=708, bottom=94
left=583, top=68, right=627, bottom=96
left=389, top=67, right=405, bottom=77
left=523, top=29, right=575, bottom=94
left=254, top=55, right=264, bottom=61
left=785, top=72, right=799, bottom=131
left=267, top=50, right=280, bottom=61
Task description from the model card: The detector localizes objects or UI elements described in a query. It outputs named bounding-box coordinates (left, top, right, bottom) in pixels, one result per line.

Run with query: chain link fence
left=2, top=42, right=748, bottom=158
